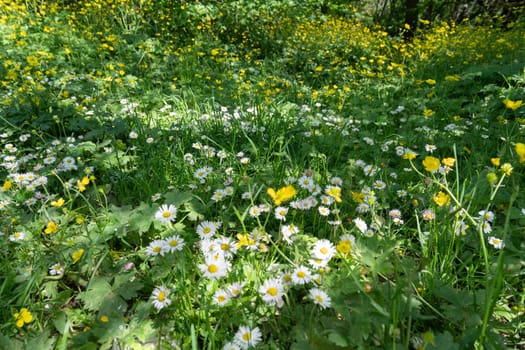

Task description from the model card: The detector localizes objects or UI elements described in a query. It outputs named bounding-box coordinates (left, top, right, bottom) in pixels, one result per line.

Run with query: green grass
left=0, top=0, right=524, bottom=349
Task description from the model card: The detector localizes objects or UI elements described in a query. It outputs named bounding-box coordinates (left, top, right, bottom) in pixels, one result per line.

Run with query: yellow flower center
left=157, top=291, right=165, bottom=302
left=320, top=247, right=328, bottom=255
left=297, top=271, right=305, bottom=278
left=162, top=211, right=171, bottom=218
left=267, top=287, right=278, bottom=296
left=316, top=295, right=324, bottom=303
left=153, top=246, right=161, bottom=253
left=169, top=240, right=178, bottom=247
left=242, top=332, right=251, bottom=341
left=208, top=264, right=218, bottom=273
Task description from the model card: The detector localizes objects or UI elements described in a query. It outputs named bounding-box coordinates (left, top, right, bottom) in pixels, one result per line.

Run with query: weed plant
left=0, top=0, right=524, bottom=349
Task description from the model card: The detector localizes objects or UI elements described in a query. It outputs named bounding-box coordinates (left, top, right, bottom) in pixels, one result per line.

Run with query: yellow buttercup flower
left=441, top=158, right=455, bottom=167
left=515, top=143, right=525, bottom=163
left=51, top=197, right=65, bottom=207
left=72, top=248, right=85, bottom=264
left=1, top=180, right=12, bottom=191
left=13, top=308, right=33, bottom=328
left=490, top=158, right=500, bottom=167
left=267, top=185, right=296, bottom=206
left=325, top=186, right=342, bottom=203
left=500, top=163, right=513, bottom=176
left=44, top=221, right=59, bottom=234
left=77, top=176, right=90, bottom=192
left=503, top=99, right=522, bottom=111
left=422, top=156, right=440, bottom=172
left=433, top=191, right=450, bottom=207
left=403, top=150, right=417, bottom=160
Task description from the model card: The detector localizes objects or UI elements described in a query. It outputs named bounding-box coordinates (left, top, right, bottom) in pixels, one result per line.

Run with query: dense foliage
left=0, top=0, right=524, bottom=349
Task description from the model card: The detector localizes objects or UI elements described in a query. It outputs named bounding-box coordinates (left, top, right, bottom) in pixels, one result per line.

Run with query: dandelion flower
left=233, top=325, right=262, bottom=350
left=309, top=288, right=331, bottom=309
left=151, top=286, right=171, bottom=311
left=155, top=204, right=177, bottom=224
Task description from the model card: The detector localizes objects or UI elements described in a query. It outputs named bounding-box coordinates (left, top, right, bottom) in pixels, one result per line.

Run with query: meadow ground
left=0, top=1, right=524, bottom=349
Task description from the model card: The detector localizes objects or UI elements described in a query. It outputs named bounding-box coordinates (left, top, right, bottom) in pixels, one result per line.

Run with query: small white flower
left=259, top=278, right=285, bottom=308
left=49, top=263, right=64, bottom=276
left=309, top=288, right=331, bottom=309
left=233, top=325, right=262, bottom=350
left=291, top=265, right=313, bottom=285
left=353, top=218, right=368, bottom=234
left=164, top=235, right=185, bottom=253
left=146, top=239, right=167, bottom=256
left=274, top=206, right=288, bottom=221
left=154, top=204, right=177, bottom=224
left=151, top=286, right=171, bottom=311
left=488, top=236, right=504, bottom=249
left=311, top=239, right=336, bottom=261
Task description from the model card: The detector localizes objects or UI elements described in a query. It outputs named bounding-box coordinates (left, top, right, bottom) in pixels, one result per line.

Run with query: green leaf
left=327, top=330, right=349, bottom=347
left=113, top=273, right=144, bottom=300
left=76, top=277, right=111, bottom=311
left=26, top=329, right=55, bottom=350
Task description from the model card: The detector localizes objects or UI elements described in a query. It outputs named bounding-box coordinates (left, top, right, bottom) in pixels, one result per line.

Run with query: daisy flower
left=318, top=206, right=330, bottom=216
left=9, top=231, right=26, bottom=241
left=164, top=235, right=185, bottom=253
left=233, top=325, right=262, bottom=350
left=198, top=256, right=231, bottom=279
left=309, top=288, right=331, bottom=309
left=146, top=239, right=167, bottom=256
left=151, top=286, right=171, bottom=311
left=212, top=289, right=231, bottom=306
left=421, top=209, right=435, bottom=221
left=248, top=205, right=262, bottom=218
left=274, top=206, right=288, bottom=221
left=280, top=224, right=299, bottom=245
left=227, top=282, right=244, bottom=299
left=49, top=263, right=64, bottom=276
left=488, top=236, right=504, bottom=249
left=353, top=218, right=368, bottom=234
left=154, top=204, right=177, bottom=224
left=259, top=278, right=285, bottom=308
left=311, top=239, right=336, bottom=261
left=197, top=220, right=220, bottom=239
left=291, top=265, right=313, bottom=285
left=223, top=342, right=241, bottom=350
